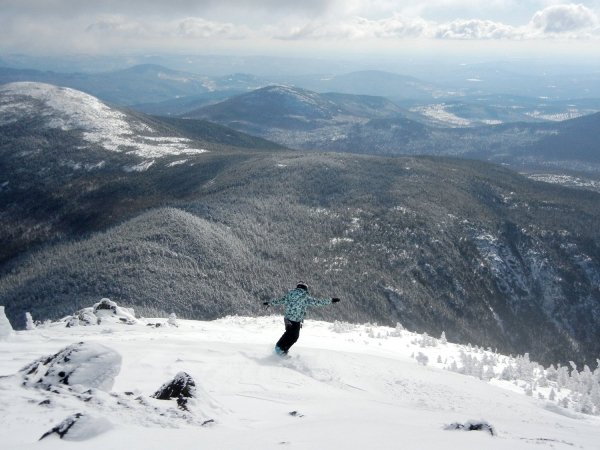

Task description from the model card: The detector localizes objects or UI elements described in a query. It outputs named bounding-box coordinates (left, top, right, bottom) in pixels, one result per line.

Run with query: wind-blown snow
left=0, top=82, right=207, bottom=158
left=0, top=311, right=598, bottom=449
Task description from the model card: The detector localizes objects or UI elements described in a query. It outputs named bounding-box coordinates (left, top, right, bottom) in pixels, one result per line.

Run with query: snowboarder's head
left=296, top=281, right=308, bottom=292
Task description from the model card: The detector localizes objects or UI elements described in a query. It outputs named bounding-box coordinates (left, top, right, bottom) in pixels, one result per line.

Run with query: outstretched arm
left=267, top=294, right=288, bottom=306
left=306, top=296, right=334, bottom=306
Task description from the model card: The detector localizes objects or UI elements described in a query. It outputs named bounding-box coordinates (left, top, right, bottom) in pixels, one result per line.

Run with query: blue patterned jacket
left=269, top=288, right=332, bottom=323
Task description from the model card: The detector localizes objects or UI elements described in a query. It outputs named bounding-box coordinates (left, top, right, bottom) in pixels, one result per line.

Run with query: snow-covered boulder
left=62, top=298, right=138, bottom=327
left=0, top=306, right=14, bottom=339
left=39, top=413, right=112, bottom=441
left=20, top=342, right=121, bottom=391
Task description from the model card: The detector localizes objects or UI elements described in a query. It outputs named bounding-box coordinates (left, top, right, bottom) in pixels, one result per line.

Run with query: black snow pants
left=276, top=318, right=302, bottom=353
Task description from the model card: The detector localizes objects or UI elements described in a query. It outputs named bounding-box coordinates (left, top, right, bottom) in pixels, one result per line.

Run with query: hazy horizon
left=2, top=0, right=600, bottom=75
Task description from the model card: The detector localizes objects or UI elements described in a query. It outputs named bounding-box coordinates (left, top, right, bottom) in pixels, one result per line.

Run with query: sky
left=1, top=1, right=600, bottom=62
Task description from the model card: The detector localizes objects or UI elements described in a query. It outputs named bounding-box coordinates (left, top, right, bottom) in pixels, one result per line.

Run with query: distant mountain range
left=3, top=63, right=600, bottom=127
left=278, top=70, right=440, bottom=101
left=184, top=84, right=600, bottom=175
left=0, top=65, right=267, bottom=105
left=1, top=82, right=599, bottom=368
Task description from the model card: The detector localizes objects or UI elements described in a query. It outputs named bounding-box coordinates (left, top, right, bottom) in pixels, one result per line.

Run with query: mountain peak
left=0, top=81, right=206, bottom=158
left=0, top=81, right=126, bottom=127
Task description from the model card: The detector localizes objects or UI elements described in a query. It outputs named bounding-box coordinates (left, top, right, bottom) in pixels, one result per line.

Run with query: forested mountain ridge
left=0, top=82, right=283, bottom=264
left=1, top=83, right=599, bottom=367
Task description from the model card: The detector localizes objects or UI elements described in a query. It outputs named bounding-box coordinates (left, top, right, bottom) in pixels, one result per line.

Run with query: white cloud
left=277, top=3, right=600, bottom=41
left=1, top=0, right=600, bottom=55
left=529, top=3, right=599, bottom=33
left=280, top=15, right=428, bottom=40
left=435, top=19, right=521, bottom=39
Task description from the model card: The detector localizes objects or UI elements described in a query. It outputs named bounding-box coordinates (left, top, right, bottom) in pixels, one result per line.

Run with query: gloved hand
left=332, top=298, right=340, bottom=303
left=263, top=301, right=270, bottom=306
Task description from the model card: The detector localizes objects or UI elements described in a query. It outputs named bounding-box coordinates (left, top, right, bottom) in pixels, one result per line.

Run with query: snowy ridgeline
left=0, top=82, right=208, bottom=161
left=9, top=299, right=600, bottom=419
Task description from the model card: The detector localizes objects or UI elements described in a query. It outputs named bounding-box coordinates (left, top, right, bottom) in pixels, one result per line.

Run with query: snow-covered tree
left=25, top=312, right=36, bottom=330
left=557, top=365, right=569, bottom=388
left=484, top=365, right=496, bottom=381
left=0, top=306, right=13, bottom=339
left=439, top=331, right=447, bottom=344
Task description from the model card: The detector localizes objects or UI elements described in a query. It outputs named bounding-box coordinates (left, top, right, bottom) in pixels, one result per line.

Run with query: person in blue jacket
left=264, top=281, right=340, bottom=355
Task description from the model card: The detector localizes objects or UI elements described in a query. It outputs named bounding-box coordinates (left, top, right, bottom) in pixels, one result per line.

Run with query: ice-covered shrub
left=416, top=352, right=429, bottom=366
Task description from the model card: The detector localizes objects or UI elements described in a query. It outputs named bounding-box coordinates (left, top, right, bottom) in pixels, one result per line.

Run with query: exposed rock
left=20, top=342, right=121, bottom=391
left=444, top=420, right=495, bottom=436
left=39, top=413, right=112, bottom=441
left=152, top=371, right=196, bottom=400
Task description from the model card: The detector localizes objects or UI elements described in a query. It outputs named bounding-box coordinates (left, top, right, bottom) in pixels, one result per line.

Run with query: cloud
left=85, top=16, right=248, bottom=40
left=281, top=15, right=428, bottom=40
left=1, top=0, right=600, bottom=55
left=529, top=3, right=599, bottom=33
left=0, top=0, right=334, bottom=19
left=86, top=17, right=150, bottom=38
left=175, top=18, right=246, bottom=39
left=435, top=19, right=521, bottom=39
left=278, top=3, right=600, bottom=41
left=278, top=15, right=520, bottom=41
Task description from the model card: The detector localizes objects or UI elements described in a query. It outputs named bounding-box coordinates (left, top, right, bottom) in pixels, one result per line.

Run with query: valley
left=1, top=82, right=599, bottom=368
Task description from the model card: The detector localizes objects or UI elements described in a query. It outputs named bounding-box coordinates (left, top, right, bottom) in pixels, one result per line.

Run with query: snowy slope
left=0, top=304, right=598, bottom=449
left=0, top=82, right=207, bottom=158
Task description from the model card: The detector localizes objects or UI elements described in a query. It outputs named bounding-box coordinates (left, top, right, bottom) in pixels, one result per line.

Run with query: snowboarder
left=264, top=281, right=340, bottom=355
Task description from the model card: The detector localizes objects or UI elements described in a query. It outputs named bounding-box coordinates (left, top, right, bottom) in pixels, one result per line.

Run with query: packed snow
left=0, top=82, right=207, bottom=158
left=0, top=300, right=599, bottom=449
